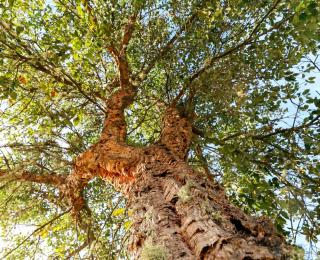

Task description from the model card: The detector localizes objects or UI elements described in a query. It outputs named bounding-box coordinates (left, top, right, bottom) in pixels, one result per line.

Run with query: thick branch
left=103, top=15, right=139, bottom=142
left=121, top=14, right=137, bottom=53
left=0, top=170, right=66, bottom=186
left=107, top=13, right=137, bottom=89
left=101, top=88, right=136, bottom=142
left=107, top=46, right=131, bottom=89
left=60, top=139, right=141, bottom=215
left=160, top=107, right=193, bottom=160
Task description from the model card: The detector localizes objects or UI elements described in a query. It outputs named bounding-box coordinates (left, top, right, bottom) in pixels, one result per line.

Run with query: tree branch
left=103, top=15, right=140, bottom=141
left=160, top=107, right=193, bottom=160
left=0, top=170, right=66, bottom=187
left=173, top=0, right=284, bottom=103
left=66, top=240, right=90, bottom=259
left=121, top=14, right=138, bottom=53
left=1, top=208, right=71, bottom=259
left=135, top=11, right=198, bottom=82
left=192, top=114, right=320, bottom=143
left=0, top=22, right=106, bottom=113
left=252, top=115, right=320, bottom=140
left=106, top=13, right=137, bottom=89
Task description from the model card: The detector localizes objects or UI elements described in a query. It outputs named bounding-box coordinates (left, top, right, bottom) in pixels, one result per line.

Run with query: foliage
left=0, top=0, right=319, bottom=258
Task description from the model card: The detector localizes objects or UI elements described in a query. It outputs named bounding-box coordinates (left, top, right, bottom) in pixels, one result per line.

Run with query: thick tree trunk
left=58, top=104, right=289, bottom=259
left=3, top=103, right=288, bottom=259
left=119, top=145, right=288, bottom=259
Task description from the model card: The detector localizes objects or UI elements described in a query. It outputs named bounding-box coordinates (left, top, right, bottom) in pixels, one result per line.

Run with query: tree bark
left=62, top=104, right=290, bottom=259
left=96, top=107, right=289, bottom=259
left=123, top=146, right=289, bottom=259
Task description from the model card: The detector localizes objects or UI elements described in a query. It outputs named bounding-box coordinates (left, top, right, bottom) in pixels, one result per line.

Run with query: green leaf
left=112, top=208, right=125, bottom=216
left=16, top=26, right=24, bottom=35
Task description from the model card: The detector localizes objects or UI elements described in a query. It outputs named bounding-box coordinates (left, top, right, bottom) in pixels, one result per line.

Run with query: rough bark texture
left=63, top=102, right=290, bottom=259
left=117, top=109, right=290, bottom=259
left=125, top=147, right=288, bottom=259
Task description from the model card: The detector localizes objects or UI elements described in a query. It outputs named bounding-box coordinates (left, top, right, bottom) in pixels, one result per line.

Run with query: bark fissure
left=124, top=147, right=288, bottom=259
left=2, top=103, right=290, bottom=258
left=58, top=102, right=289, bottom=259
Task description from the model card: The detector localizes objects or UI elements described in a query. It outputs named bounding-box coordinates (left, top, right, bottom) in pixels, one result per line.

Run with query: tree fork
left=59, top=101, right=291, bottom=258
left=0, top=105, right=291, bottom=259
left=109, top=108, right=289, bottom=259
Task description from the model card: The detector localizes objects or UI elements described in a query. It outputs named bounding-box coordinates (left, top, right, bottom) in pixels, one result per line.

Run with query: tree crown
left=0, top=0, right=319, bottom=258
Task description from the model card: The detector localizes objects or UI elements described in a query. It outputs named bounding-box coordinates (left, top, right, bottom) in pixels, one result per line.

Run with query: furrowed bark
left=112, top=109, right=287, bottom=259
left=61, top=96, right=139, bottom=215
left=61, top=102, right=290, bottom=258
left=61, top=17, right=139, bottom=215
left=126, top=156, right=290, bottom=259
left=160, top=107, right=193, bottom=160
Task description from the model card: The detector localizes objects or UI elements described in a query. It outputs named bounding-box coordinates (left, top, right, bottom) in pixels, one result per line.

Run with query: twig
left=1, top=208, right=71, bottom=259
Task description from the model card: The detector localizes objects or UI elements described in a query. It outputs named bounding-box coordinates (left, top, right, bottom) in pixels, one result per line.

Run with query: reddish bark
left=0, top=103, right=291, bottom=259
left=59, top=103, right=290, bottom=259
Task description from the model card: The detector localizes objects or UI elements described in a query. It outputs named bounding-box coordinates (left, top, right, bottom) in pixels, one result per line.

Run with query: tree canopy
left=0, top=0, right=319, bottom=258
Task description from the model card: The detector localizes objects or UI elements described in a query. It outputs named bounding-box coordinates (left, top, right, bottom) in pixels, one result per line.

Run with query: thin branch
left=121, top=14, right=138, bottom=53
left=173, top=0, right=284, bottom=103
left=195, top=145, right=219, bottom=181
left=0, top=170, right=66, bottom=187
left=305, top=56, right=320, bottom=72
left=1, top=209, right=71, bottom=259
left=82, top=0, right=98, bottom=26
left=253, top=114, right=320, bottom=140
left=192, top=114, right=320, bottom=143
left=0, top=22, right=106, bottom=113
left=66, top=240, right=90, bottom=259
left=136, top=12, right=198, bottom=82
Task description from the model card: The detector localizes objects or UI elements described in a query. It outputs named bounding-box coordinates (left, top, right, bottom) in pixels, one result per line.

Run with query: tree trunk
left=62, top=104, right=290, bottom=259
left=118, top=144, right=288, bottom=259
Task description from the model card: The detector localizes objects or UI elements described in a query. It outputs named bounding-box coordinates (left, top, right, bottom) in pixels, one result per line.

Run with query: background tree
left=0, top=0, right=319, bottom=259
